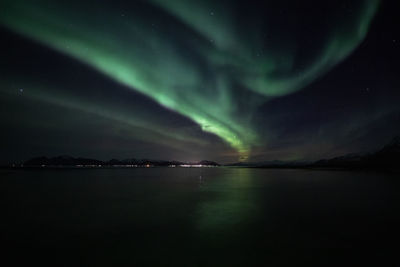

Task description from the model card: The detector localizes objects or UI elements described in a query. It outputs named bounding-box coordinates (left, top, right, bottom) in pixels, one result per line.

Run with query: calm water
left=1, top=168, right=399, bottom=266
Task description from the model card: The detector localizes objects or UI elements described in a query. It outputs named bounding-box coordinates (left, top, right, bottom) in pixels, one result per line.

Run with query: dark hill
left=313, top=136, right=400, bottom=171
left=22, top=156, right=219, bottom=167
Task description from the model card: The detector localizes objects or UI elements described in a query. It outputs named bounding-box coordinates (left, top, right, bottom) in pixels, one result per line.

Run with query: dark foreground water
left=1, top=168, right=399, bottom=266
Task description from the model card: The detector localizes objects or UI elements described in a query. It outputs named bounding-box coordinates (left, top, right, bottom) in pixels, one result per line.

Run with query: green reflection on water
left=196, top=168, right=261, bottom=232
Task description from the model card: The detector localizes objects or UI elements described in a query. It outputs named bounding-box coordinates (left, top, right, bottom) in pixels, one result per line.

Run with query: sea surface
left=1, top=168, right=399, bottom=266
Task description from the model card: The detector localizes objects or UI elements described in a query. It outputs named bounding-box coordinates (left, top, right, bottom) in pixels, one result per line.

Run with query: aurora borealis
left=0, top=0, right=399, bottom=163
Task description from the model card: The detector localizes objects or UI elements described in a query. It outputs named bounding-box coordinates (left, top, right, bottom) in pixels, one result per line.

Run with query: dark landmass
left=226, top=136, right=400, bottom=172
left=14, top=156, right=220, bottom=168
left=225, top=160, right=311, bottom=168
left=310, top=136, right=400, bottom=171
left=3, top=137, right=399, bottom=171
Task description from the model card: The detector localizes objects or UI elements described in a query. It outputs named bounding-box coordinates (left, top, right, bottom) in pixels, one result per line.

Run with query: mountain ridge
left=226, top=136, right=400, bottom=172
left=21, top=157, right=220, bottom=167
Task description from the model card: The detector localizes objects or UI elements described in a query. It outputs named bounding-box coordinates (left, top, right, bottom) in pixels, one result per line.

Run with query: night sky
left=0, top=0, right=399, bottom=164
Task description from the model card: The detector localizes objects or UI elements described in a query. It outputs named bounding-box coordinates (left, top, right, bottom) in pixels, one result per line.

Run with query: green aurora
left=0, top=0, right=379, bottom=160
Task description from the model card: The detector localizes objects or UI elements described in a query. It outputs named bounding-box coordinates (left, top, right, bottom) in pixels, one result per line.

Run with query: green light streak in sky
left=0, top=0, right=379, bottom=159
left=152, top=0, right=379, bottom=97
left=0, top=81, right=211, bottom=154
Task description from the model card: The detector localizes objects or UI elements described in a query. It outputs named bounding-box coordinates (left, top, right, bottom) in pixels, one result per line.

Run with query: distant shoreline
left=1, top=137, right=398, bottom=172
left=1, top=165, right=398, bottom=174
